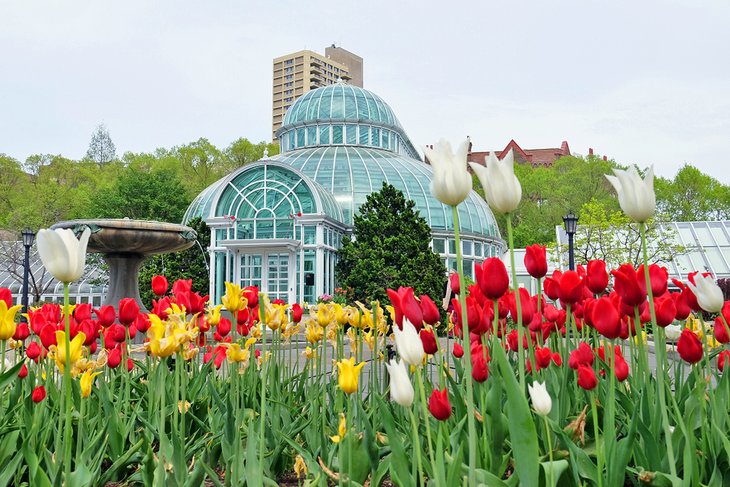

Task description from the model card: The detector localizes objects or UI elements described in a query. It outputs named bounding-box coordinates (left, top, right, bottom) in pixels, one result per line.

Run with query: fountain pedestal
left=52, top=219, right=197, bottom=311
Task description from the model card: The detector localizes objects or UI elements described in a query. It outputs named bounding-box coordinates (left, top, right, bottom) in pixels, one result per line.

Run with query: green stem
left=451, top=205, right=478, bottom=485
left=416, top=368, right=439, bottom=484
left=591, top=393, right=603, bottom=487
left=543, top=415, right=554, bottom=487
left=641, top=223, right=677, bottom=477
left=259, top=294, right=268, bottom=475
left=62, top=282, right=73, bottom=483
left=506, top=213, right=526, bottom=390
left=408, top=407, right=425, bottom=485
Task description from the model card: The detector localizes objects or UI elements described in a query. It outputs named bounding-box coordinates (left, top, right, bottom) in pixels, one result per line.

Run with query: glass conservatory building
left=184, top=83, right=505, bottom=304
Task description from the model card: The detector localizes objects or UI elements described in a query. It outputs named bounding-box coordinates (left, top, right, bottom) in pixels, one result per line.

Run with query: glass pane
left=693, top=224, right=716, bottom=246
left=319, top=125, right=330, bottom=145
left=448, top=239, right=456, bottom=254
left=304, top=226, right=316, bottom=244
left=332, top=125, right=343, bottom=144
left=296, top=128, right=305, bottom=147
left=359, top=125, right=369, bottom=145
left=433, top=238, right=445, bottom=254
left=346, top=125, right=356, bottom=144
left=307, top=126, right=317, bottom=146
left=709, top=222, right=730, bottom=245
left=463, top=240, right=473, bottom=255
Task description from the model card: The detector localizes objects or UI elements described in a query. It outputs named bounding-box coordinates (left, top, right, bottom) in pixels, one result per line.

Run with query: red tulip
left=637, top=264, right=668, bottom=298
left=452, top=342, right=464, bottom=358
left=577, top=364, right=598, bottom=390
left=471, top=352, right=489, bottom=382
left=671, top=292, right=691, bottom=321
left=614, top=353, right=629, bottom=382
left=592, top=296, right=621, bottom=339
left=534, top=347, right=553, bottom=370
left=671, top=278, right=700, bottom=312
left=451, top=297, right=480, bottom=337
left=543, top=270, right=563, bottom=301
left=653, top=295, right=677, bottom=328
left=508, top=288, right=534, bottom=325
left=568, top=342, right=594, bottom=369
left=676, top=329, right=703, bottom=364
left=32, top=385, right=46, bottom=403
left=428, top=388, right=452, bottom=421
left=39, top=324, right=59, bottom=349
left=74, top=303, right=93, bottom=322
left=0, top=287, right=11, bottom=307
left=718, top=350, right=730, bottom=373
left=419, top=328, right=438, bottom=355
left=18, top=363, right=28, bottom=379
left=217, top=318, right=232, bottom=337
left=26, top=341, right=42, bottom=360
left=420, top=295, right=440, bottom=325
left=151, top=297, right=172, bottom=320
left=558, top=271, right=583, bottom=306
left=291, top=304, right=303, bottom=323
left=524, top=244, right=548, bottom=279
left=188, top=292, right=208, bottom=315
left=585, top=260, right=608, bottom=295
left=243, top=286, right=259, bottom=308
left=714, top=317, right=730, bottom=344
left=552, top=352, right=563, bottom=366
left=108, top=347, right=122, bottom=369
left=506, top=329, right=530, bottom=352
left=450, top=272, right=461, bottom=295
left=611, top=264, right=646, bottom=307
left=172, top=279, right=192, bottom=297
left=152, top=275, right=169, bottom=297
left=108, top=323, right=127, bottom=344
left=95, top=305, right=116, bottom=327
left=127, top=358, right=134, bottom=372
left=13, top=322, right=30, bottom=341
left=400, top=288, right=423, bottom=330
left=476, top=258, right=510, bottom=300
left=79, top=320, right=98, bottom=346
left=134, top=313, right=151, bottom=333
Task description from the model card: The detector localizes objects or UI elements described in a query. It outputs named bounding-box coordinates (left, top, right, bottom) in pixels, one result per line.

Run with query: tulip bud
left=428, top=387, right=452, bottom=420
left=524, top=245, right=548, bottom=279
left=36, top=227, right=91, bottom=283
left=384, top=359, right=414, bottom=407
left=664, top=324, right=682, bottom=341
left=476, top=258, right=509, bottom=300
left=18, top=363, right=28, bottom=379
left=470, top=150, right=522, bottom=214
left=527, top=381, right=552, bottom=416
left=577, top=364, right=598, bottom=390
left=108, top=347, right=122, bottom=369
left=677, top=329, right=703, bottom=364
left=605, top=165, right=656, bottom=222
left=151, top=275, right=169, bottom=297
left=0, top=288, right=10, bottom=307
left=394, top=319, right=425, bottom=366
left=423, top=138, right=473, bottom=206
left=585, top=260, right=608, bottom=295
left=686, top=274, right=724, bottom=313
left=32, top=385, right=46, bottom=403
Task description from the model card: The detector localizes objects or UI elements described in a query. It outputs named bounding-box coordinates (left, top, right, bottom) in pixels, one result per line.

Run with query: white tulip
left=527, top=381, right=552, bottom=417
left=424, top=138, right=472, bottom=206
left=605, top=165, right=656, bottom=223
left=36, top=227, right=91, bottom=283
left=469, top=149, right=522, bottom=214
left=394, top=318, right=425, bottom=367
left=664, top=324, right=682, bottom=341
left=686, top=273, right=724, bottom=313
left=384, top=358, right=414, bottom=407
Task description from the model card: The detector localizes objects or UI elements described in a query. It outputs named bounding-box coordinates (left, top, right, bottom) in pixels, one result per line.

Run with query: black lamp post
left=21, top=228, right=35, bottom=321
left=562, top=211, right=578, bottom=271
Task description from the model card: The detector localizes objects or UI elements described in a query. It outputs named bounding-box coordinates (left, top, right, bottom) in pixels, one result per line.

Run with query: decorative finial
left=263, top=147, right=269, bottom=158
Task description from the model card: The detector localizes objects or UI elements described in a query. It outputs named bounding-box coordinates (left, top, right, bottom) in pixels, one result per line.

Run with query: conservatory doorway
left=238, top=249, right=294, bottom=303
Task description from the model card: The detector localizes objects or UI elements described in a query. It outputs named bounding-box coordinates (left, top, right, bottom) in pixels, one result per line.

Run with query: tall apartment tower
left=272, top=46, right=363, bottom=140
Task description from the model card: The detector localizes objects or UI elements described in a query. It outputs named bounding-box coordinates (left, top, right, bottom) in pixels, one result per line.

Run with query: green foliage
left=138, top=217, right=210, bottom=308
left=336, top=182, right=446, bottom=303
left=87, top=166, right=190, bottom=223
left=655, top=163, right=730, bottom=221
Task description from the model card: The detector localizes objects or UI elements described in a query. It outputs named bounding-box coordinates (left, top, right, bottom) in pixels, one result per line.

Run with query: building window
left=285, top=59, right=293, bottom=65
left=285, top=82, right=293, bottom=87
left=332, top=125, right=343, bottom=144
left=285, top=74, right=293, bottom=80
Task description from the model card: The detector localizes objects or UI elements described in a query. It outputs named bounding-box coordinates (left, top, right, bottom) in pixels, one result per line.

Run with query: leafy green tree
left=137, top=217, right=210, bottom=308
left=224, top=138, right=279, bottom=171
left=87, top=167, right=190, bottom=222
left=336, top=182, right=446, bottom=303
left=655, top=164, right=730, bottom=221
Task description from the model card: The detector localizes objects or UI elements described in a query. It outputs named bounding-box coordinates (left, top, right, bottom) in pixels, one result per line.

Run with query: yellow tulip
left=303, top=346, right=315, bottom=359
left=317, top=305, right=334, bottom=327
left=226, top=343, right=250, bottom=363
left=330, top=413, right=347, bottom=443
left=305, top=323, right=324, bottom=344
left=80, top=370, right=101, bottom=398
left=207, top=304, right=223, bottom=326
left=293, top=454, right=308, bottom=479
left=222, top=282, right=245, bottom=313
left=53, top=331, right=86, bottom=373
left=0, top=301, right=22, bottom=340
left=336, top=357, right=365, bottom=395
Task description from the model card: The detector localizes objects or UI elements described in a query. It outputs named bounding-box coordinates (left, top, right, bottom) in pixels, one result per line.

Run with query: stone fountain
left=52, top=219, right=197, bottom=311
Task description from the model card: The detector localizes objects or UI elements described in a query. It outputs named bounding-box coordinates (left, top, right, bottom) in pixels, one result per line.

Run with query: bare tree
left=0, top=241, right=53, bottom=304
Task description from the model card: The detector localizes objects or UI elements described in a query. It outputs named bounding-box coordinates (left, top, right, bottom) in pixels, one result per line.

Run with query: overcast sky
left=1, top=0, right=728, bottom=182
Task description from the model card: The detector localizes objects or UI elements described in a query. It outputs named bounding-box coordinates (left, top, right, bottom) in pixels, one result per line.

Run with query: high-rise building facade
left=324, top=44, right=363, bottom=88
left=272, top=47, right=363, bottom=140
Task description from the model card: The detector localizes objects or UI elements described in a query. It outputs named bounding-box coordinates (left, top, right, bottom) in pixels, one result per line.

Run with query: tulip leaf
left=0, top=362, right=23, bottom=390
left=0, top=452, right=22, bottom=487
left=540, top=459, right=569, bottom=487
left=491, top=344, right=540, bottom=486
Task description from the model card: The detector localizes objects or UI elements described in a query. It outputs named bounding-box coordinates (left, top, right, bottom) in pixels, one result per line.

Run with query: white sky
left=1, top=0, right=729, bottom=182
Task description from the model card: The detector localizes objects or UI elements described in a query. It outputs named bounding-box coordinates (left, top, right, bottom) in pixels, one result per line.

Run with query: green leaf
left=540, top=459, right=569, bottom=487
left=491, top=344, right=540, bottom=486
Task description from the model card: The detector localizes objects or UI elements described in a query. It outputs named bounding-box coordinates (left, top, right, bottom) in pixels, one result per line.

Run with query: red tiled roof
left=466, top=139, right=571, bottom=167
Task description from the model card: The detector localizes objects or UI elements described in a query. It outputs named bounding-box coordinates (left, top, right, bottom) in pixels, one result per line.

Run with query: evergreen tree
left=85, top=123, right=116, bottom=166
left=336, top=182, right=446, bottom=303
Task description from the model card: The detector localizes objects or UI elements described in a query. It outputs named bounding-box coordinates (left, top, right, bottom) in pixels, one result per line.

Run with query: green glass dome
left=282, top=83, right=402, bottom=129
